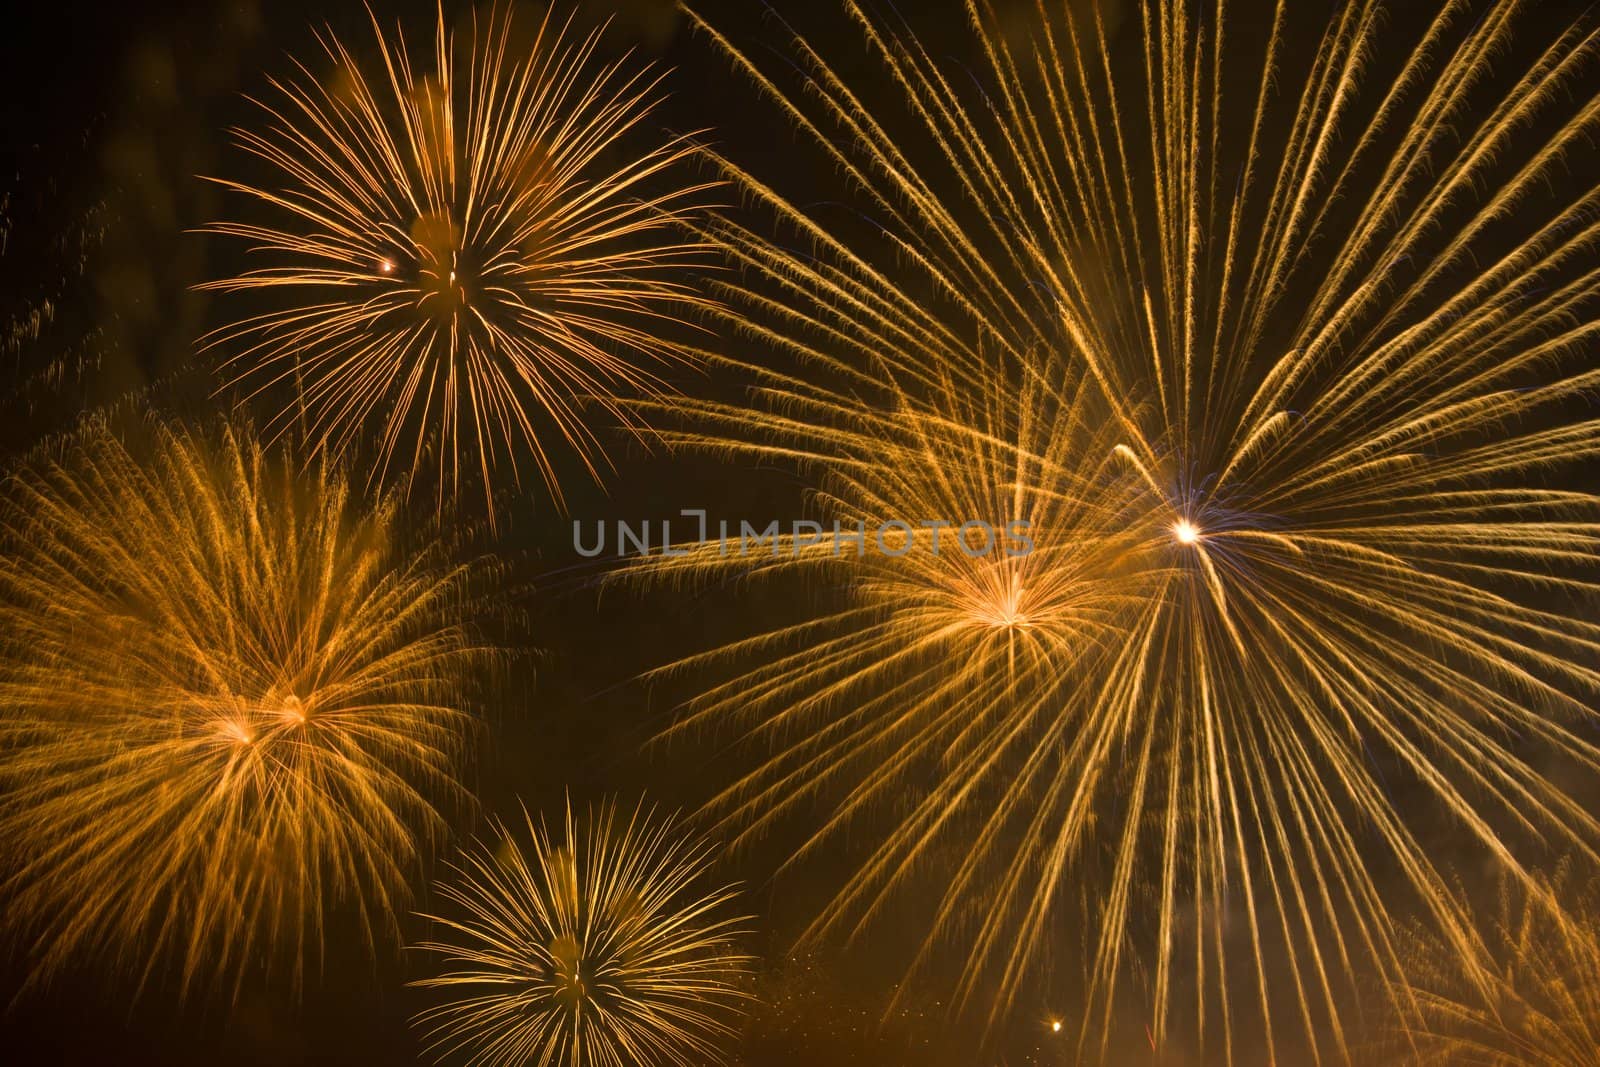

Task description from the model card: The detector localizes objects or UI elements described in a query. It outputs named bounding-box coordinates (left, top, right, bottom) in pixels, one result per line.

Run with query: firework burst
left=634, top=0, right=1600, bottom=1059
left=0, top=422, right=486, bottom=997
left=411, top=798, right=752, bottom=1066
left=200, top=4, right=715, bottom=512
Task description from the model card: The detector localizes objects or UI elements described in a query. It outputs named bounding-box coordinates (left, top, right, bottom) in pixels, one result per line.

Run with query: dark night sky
left=1, top=0, right=1597, bottom=1063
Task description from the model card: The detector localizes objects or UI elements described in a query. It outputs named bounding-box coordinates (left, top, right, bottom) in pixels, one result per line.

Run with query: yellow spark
left=276, top=693, right=307, bottom=725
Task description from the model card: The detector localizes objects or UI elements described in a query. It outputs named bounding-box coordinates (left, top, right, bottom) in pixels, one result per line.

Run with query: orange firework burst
left=0, top=421, right=488, bottom=997
left=200, top=4, right=715, bottom=512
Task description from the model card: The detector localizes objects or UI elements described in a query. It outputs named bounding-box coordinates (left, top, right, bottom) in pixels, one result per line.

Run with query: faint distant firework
left=200, top=5, right=715, bottom=513
left=1394, top=863, right=1600, bottom=1066
left=0, top=422, right=487, bottom=997
left=0, top=159, right=113, bottom=434
left=636, top=0, right=1600, bottom=1058
left=412, top=798, right=752, bottom=1067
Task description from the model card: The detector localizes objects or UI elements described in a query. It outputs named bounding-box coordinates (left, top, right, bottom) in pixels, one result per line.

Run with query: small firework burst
left=200, top=4, right=715, bottom=512
left=411, top=797, right=752, bottom=1067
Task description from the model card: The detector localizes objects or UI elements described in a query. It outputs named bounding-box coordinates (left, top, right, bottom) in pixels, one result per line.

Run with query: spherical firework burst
left=411, top=798, right=752, bottom=1067
left=200, top=4, right=715, bottom=512
left=638, top=0, right=1600, bottom=1059
left=1393, top=864, right=1600, bottom=1066
left=0, top=422, right=486, bottom=997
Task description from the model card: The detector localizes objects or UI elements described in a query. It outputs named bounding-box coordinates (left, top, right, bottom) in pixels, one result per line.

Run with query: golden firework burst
left=632, top=0, right=1600, bottom=1059
left=0, top=421, right=487, bottom=997
left=199, top=4, right=716, bottom=512
left=411, top=797, right=752, bottom=1066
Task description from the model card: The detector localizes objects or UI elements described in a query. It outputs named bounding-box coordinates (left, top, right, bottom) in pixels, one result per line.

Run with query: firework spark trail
left=628, top=0, right=1600, bottom=1060
left=199, top=3, right=717, bottom=515
left=411, top=797, right=752, bottom=1067
left=0, top=421, right=487, bottom=998
left=1393, top=862, right=1600, bottom=1066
